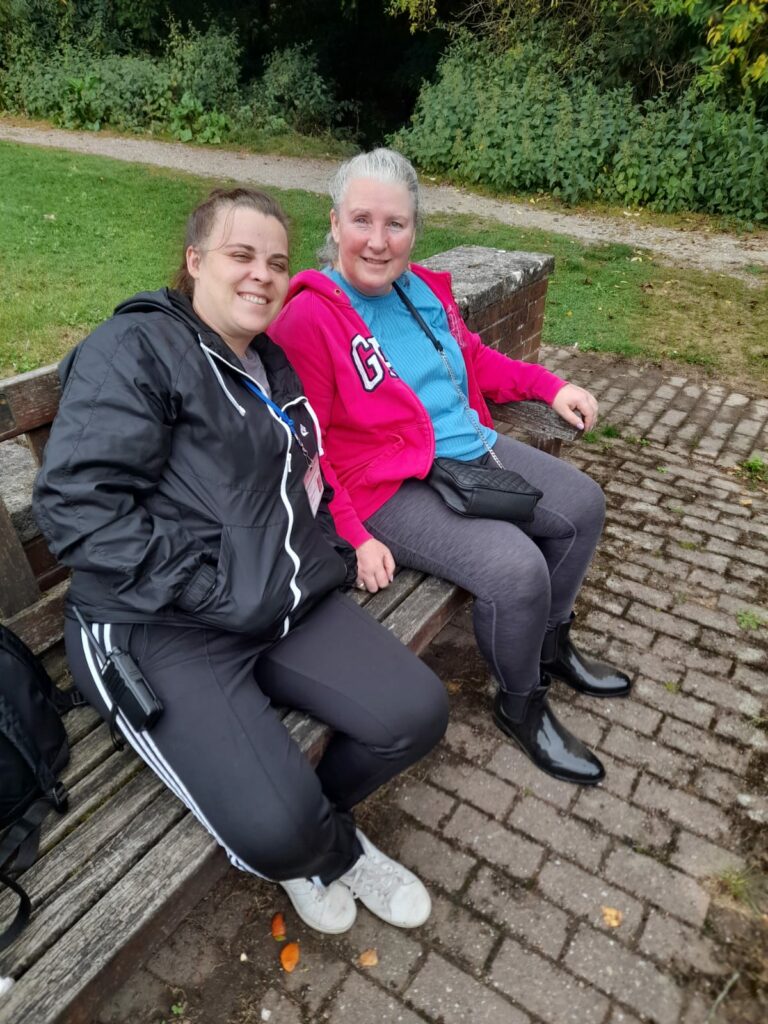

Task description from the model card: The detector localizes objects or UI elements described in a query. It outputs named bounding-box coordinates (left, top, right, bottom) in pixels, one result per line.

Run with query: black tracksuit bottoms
left=64, top=591, right=449, bottom=884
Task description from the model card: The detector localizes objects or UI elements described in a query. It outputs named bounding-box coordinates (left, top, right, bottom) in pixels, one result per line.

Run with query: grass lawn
left=2, top=142, right=766, bottom=387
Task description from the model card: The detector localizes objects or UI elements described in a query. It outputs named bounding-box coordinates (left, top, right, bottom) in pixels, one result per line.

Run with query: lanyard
left=241, top=378, right=312, bottom=465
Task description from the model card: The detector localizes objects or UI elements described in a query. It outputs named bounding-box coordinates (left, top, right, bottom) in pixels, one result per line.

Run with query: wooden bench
left=0, top=247, right=576, bottom=1024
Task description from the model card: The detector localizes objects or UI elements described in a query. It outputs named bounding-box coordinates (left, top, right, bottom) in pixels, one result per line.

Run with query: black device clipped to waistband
left=72, top=608, right=164, bottom=747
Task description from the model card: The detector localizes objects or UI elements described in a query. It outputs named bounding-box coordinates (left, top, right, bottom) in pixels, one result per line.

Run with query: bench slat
left=60, top=721, right=115, bottom=791
left=0, top=787, right=185, bottom=980
left=0, top=814, right=223, bottom=1024
left=384, top=575, right=468, bottom=655
left=5, top=578, right=68, bottom=655
left=0, top=771, right=165, bottom=945
left=64, top=705, right=101, bottom=746
left=279, top=711, right=332, bottom=764
left=41, top=749, right=144, bottom=855
left=362, top=568, right=426, bottom=620
left=0, top=366, right=61, bottom=443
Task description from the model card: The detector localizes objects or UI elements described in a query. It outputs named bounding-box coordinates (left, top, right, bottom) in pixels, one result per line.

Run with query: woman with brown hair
left=34, top=187, right=447, bottom=935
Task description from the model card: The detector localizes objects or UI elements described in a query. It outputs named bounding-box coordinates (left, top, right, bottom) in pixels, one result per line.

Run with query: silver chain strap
left=391, top=280, right=504, bottom=470
left=434, top=345, right=505, bottom=469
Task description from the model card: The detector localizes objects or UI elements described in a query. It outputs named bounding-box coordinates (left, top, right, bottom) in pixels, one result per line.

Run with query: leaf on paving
left=358, top=948, right=379, bottom=968
left=271, top=912, right=286, bottom=941
left=601, top=905, right=623, bottom=928
left=280, top=941, right=300, bottom=973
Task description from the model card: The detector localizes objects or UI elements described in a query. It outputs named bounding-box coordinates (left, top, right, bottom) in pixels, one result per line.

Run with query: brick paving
left=96, top=349, right=767, bottom=1024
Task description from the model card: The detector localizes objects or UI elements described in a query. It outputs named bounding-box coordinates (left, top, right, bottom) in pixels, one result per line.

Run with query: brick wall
left=420, top=245, right=554, bottom=363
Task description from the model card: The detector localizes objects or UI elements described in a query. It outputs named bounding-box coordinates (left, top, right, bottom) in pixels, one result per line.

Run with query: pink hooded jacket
left=269, top=264, right=566, bottom=548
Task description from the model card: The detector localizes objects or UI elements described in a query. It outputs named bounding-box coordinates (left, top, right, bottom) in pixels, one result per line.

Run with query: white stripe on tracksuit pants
left=65, top=591, right=448, bottom=884
left=78, top=621, right=260, bottom=877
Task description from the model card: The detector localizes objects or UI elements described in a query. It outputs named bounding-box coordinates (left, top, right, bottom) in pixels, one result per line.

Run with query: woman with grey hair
left=270, top=148, right=631, bottom=786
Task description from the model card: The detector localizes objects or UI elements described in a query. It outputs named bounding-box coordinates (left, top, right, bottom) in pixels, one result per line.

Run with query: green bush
left=168, top=92, right=230, bottom=144
left=393, top=37, right=768, bottom=221
left=166, top=20, right=242, bottom=114
left=0, top=20, right=243, bottom=140
left=0, top=25, right=349, bottom=146
left=245, top=44, right=347, bottom=135
left=1, top=45, right=172, bottom=131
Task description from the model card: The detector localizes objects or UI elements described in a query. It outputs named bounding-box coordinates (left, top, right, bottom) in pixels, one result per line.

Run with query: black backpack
left=0, top=623, right=82, bottom=950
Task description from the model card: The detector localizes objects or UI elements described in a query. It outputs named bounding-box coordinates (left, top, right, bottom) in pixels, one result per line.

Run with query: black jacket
left=33, top=289, right=354, bottom=640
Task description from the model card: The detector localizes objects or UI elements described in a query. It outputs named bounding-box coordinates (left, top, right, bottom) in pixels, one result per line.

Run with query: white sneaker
left=280, top=877, right=357, bottom=934
left=339, top=829, right=432, bottom=929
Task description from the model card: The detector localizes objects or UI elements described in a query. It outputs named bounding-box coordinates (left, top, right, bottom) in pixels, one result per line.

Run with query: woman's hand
left=552, top=384, right=599, bottom=432
left=355, top=538, right=396, bottom=593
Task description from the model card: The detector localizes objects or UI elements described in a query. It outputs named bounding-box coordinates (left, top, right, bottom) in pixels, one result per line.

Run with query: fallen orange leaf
left=358, top=948, right=379, bottom=968
left=280, top=941, right=300, bottom=973
left=601, top=906, right=623, bottom=928
left=271, top=912, right=286, bottom=941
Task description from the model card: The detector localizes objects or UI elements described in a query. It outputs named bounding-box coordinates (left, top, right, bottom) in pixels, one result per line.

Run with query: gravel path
left=4, top=123, right=768, bottom=283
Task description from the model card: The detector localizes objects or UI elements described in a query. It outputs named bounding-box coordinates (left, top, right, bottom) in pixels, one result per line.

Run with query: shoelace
left=286, top=878, right=327, bottom=903
left=344, top=854, right=402, bottom=905
left=308, top=883, right=326, bottom=903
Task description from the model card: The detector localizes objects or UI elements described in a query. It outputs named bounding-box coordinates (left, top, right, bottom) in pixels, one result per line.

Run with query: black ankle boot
left=541, top=614, right=631, bottom=698
left=492, top=677, right=605, bottom=785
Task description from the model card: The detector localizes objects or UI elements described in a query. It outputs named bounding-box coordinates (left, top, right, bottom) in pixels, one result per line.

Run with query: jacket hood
left=114, top=288, right=217, bottom=338
left=112, top=288, right=280, bottom=378
left=285, top=269, right=349, bottom=306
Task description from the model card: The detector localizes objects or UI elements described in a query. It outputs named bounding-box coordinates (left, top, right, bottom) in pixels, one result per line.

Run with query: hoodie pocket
left=360, top=436, right=405, bottom=486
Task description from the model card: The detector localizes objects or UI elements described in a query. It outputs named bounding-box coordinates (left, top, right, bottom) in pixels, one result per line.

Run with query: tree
left=653, top=1, right=768, bottom=99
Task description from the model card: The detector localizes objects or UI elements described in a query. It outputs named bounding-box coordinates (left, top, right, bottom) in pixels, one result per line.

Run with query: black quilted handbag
left=428, top=457, right=543, bottom=522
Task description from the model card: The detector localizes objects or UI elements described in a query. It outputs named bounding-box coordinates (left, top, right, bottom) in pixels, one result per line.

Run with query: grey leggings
left=367, top=434, right=606, bottom=698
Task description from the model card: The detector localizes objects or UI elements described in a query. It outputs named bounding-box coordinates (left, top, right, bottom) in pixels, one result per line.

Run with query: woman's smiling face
left=186, top=205, right=290, bottom=354
left=330, top=177, right=416, bottom=296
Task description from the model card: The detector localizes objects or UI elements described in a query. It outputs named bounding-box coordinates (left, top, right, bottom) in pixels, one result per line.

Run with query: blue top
left=325, top=268, right=497, bottom=460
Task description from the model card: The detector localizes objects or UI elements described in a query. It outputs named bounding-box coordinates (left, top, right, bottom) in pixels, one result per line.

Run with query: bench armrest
left=488, top=400, right=582, bottom=443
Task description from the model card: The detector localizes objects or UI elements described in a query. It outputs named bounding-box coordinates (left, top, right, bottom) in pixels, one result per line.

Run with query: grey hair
left=318, top=147, right=422, bottom=265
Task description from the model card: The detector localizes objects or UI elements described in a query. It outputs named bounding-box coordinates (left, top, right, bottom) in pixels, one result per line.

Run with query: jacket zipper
left=199, top=341, right=303, bottom=636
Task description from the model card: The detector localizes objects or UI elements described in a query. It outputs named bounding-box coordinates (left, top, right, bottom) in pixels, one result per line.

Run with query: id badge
left=303, top=455, right=323, bottom=518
